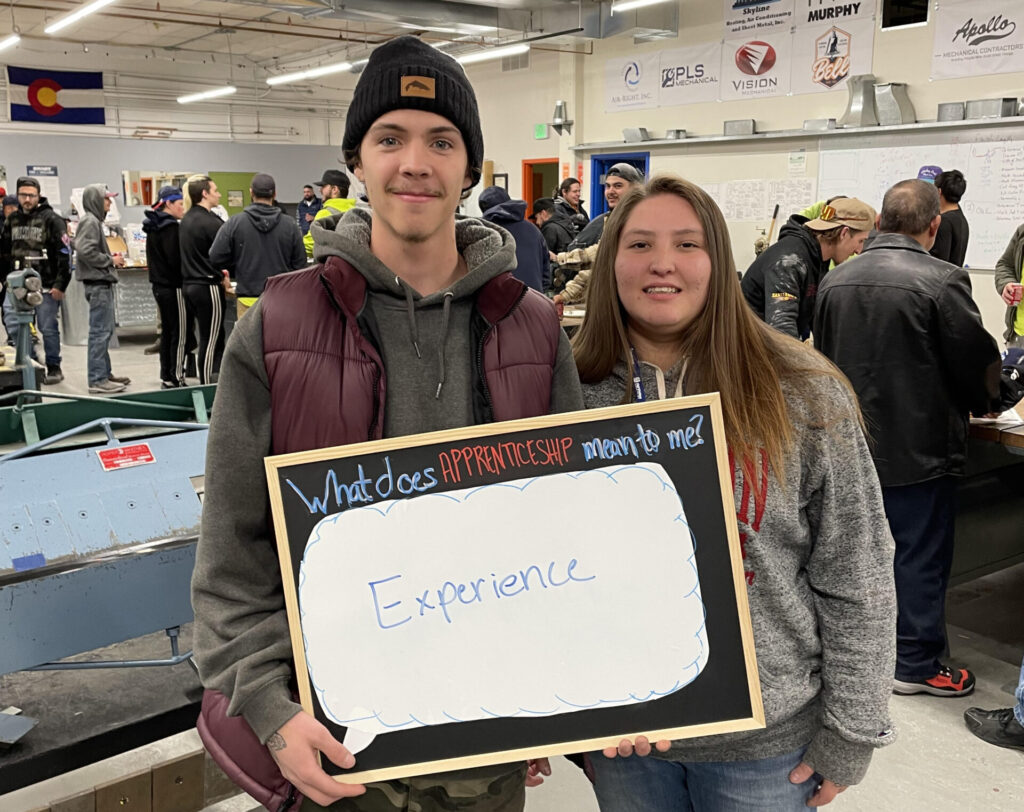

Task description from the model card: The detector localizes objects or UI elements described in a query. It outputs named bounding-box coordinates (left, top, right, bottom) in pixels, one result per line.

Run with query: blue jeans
left=589, top=746, right=818, bottom=812
left=84, top=283, right=115, bottom=386
left=36, top=291, right=62, bottom=367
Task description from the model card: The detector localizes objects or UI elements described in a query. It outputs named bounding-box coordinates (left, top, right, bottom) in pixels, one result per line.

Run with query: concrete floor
left=2, top=329, right=1023, bottom=810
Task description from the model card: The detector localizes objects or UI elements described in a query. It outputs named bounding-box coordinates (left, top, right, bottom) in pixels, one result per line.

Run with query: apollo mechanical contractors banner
left=794, top=0, right=872, bottom=28
left=724, top=0, right=795, bottom=37
left=931, top=0, right=1024, bottom=79
left=658, top=43, right=723, bottom=107
left=604, top=52, right=660, bottom=113
left=720, top=33, right=793, bottom=101
left=790, top=18, right=875, bottom=94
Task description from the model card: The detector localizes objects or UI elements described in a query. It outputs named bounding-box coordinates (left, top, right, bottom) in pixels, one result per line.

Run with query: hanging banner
left=724, top=0, right=795, bottom=37
left=659, top=43, right=724, bottom=107
left=720, top=33, right=793, bottom=101
left=604, top=52, right=660, bottom=113
left=931, top=0, right=1024, bottom=79
left=791, top=18, right=876, bottom=94
left=794, top=0, right=873, bottom=27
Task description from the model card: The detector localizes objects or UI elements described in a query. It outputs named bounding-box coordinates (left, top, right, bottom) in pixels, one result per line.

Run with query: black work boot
left=44, top=364, right=64, bottom=384
left=964, top=707, right=1024, bottom=751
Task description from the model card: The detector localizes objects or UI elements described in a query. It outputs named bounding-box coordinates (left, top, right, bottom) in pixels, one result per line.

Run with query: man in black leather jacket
left=814, top=179, right=1001, bottom=700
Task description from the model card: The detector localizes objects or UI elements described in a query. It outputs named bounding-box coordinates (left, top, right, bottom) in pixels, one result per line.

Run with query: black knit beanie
left=342, top=36, right=484, bottom=188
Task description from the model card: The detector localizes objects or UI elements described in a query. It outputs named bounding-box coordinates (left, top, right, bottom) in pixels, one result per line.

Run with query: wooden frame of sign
left=266, top=395, right=764, bottom=784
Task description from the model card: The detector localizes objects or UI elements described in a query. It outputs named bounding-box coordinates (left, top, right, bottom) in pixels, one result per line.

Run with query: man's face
left=564, top=182, right=581, bottom=206
left=321, top=184, right=334, bottom=200
left=103, top=197, right=112, bottom=214
left=166, top=198, right=185, bottom=219
left=17, top=186, right=39, bottom=213
left=303, top=186, right=315, bottom=201
left=354, top=108, right=471, bottom=246
left=3, top=204, right=17, bottom=218
left=535, top=209, right=551, bottom=227
left=604, top=176, right=633, bottom=211
left=204, top=181, right=221, bottom=207
left=834, top=227, right=869, bottom=264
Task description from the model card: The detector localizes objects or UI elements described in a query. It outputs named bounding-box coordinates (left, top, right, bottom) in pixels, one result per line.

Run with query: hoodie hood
left=310, top=205, right=518, bottom=403
left=777, top=214, right=824, bottom=261
left=82, top=184, right=108, bottom=221
left=142, top=208, right=179, bottom=233
left=310, top=206, right=515, bottom=303
left=481, top=198, right=527, bottom=225
left=243, top=202, right=283, bottom=233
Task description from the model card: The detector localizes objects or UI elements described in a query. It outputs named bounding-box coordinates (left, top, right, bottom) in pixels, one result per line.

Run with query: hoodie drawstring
left=400, top=276, right=422, bottom=359
left=435, top=291, right=454, bottom=399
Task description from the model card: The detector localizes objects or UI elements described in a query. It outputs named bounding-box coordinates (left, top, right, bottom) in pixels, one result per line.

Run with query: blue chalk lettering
left=567, top=558, right=596, bottom=582
left=499, top=573, right=524, bottom=597
left=369, top=575, right=410, bottom=629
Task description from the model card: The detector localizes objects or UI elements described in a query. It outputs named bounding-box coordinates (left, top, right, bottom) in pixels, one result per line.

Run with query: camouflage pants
left=300, top=767, right=527, bottom=812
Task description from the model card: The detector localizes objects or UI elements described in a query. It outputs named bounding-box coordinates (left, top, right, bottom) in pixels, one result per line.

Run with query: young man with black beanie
left=192, top=35, right=583, bottom=811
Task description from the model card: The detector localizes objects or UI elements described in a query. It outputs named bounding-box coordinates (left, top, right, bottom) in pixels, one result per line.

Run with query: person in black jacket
left=553, top=177, right=588, bottom=235
left=143, top=185, right=189, bottom=388
left=741, top=197, right=874, bottom=340
left=209, top=173, right=305, bottom=319
left=1, top=177, right=72, bottom=382
left=533, top=197, right=574, bottom=255
left=929, top=169, right=969, bottom=267
left=479, top=185, right=549, bottom=293
left=180, top=174, right=227, bottom=384
left=815, top=179, right=1001, bottom=699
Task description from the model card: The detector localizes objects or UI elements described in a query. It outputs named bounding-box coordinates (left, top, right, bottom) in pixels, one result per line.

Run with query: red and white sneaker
left=894, top=664, right=976, bottom=697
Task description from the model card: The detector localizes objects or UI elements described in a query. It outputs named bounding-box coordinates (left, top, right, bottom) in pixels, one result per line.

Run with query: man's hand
left=267, top=712, right=366, bottom=806
left=525, top=757, right=551, bottom=787
left=601, top=736, right=671, bottom=759
left=220, top=271, right=233, bottom=295
left=549, top=251, right=558, bottom=262
left=50, top=289, right=64, bottom=301
left=305, top=213, right=314, bottom=222
left=112, top=253, right=127, bottom=268
left=788, top=762, right=847, bottom=807
left=1002, top=282, right=1023, bottom=306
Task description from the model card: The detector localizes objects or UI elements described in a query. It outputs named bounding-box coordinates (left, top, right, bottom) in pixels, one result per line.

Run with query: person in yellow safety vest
left=304, top=169, right=357, bottom=258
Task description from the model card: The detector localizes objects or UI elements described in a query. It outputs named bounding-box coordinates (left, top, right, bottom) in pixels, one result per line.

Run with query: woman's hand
left=602, top=735, right=672, bottom=759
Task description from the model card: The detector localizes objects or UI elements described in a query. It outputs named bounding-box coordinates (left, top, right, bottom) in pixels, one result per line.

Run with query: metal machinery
left=4, top=258, right=46, bottom=392
left=0, top=386, right=214, bottom=791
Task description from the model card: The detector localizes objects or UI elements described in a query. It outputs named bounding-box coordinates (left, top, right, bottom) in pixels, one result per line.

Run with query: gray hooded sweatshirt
left=582, top=356, right=896, bottom=787
left=74, top=184, right=118, bottom=284
left=191, top=207, right=583, bottom=782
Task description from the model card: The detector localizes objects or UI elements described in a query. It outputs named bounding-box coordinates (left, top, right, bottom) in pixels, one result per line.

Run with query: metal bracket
left=25, top=627, right=193, bottom=672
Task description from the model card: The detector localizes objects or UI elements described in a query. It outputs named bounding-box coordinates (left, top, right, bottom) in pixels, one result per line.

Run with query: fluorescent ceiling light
left=456, top=43, right=528, bottom=65
left=45, top=0, right=117, bottom=35
left=0, top=34, right=20, bottom=51
left=266, top=61, right=352, bottom=86
left=177, top=86, right=237, bottom=104
left=611, top=0, right=673, bottom=14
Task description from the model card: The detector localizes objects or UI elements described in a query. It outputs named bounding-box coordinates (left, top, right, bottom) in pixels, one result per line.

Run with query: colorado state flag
left=6, top=66, right=105, bottom=124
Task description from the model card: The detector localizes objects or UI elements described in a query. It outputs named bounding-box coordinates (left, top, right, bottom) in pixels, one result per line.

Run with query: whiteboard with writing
left=818, top=133, right=1024, bottom=269
left=267, top=396, right=762, bottom=783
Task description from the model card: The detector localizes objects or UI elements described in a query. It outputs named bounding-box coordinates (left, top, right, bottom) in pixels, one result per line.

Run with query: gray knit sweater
left=582, top=356, right=896, bottom=787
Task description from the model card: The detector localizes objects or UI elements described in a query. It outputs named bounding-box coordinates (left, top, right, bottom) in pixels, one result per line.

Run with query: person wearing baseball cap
left=303, top=168, right=355, bottom=257
left=208, top=172, right=305, bottom=319
left=816, top=178, right=1001, bottom=702
left=192, top=35, right=583, bottom=810
left=143, top=185, right=190, bottom=388
left=742, top=196, right=876, bottom=340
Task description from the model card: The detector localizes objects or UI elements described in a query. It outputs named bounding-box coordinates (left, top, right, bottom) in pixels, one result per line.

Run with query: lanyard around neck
left=630, top=347, right=685, bottom=402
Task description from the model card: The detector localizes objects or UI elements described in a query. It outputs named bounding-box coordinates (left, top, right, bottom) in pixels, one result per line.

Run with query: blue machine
left=0, top=419, right=208, bottom=676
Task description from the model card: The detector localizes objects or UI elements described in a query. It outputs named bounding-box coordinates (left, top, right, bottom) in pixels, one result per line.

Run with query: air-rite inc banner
left=604, top=52, right=660, bottom=113
left=931, top=0, right=1024, bottom=79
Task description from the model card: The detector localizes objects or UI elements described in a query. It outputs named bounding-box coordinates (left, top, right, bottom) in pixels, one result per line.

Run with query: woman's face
left=614, top=194, right=713, bottom=341
left=563, top=182, right=581, bottom=206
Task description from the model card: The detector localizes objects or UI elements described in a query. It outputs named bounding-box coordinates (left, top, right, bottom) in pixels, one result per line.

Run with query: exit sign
left=533, top=123, right=549, bottom=140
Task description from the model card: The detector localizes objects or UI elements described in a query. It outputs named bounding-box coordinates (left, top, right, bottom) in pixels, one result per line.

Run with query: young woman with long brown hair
left=571, top=175, right=897, bottom=810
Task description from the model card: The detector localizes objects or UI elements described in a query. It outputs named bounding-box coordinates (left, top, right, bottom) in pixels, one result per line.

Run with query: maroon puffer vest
left=197, top=255, right=561, bottom=810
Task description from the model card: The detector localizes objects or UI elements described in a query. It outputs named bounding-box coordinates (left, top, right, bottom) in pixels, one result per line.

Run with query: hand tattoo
left=267, top=733, right=287, bottom=752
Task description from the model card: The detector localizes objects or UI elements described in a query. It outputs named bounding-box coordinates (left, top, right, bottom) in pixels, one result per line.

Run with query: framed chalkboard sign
left=265, top=395, right=763, bottom=784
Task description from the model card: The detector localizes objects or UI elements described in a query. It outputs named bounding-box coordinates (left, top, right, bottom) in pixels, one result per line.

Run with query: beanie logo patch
left=401, top=76, right=435, bottom=99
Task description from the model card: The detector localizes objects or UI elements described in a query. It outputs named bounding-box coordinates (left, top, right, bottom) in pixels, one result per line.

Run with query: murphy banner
left=931, top=0, right=1024, bottom=80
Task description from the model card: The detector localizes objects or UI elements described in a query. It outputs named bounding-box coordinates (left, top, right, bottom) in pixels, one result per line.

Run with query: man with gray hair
left=814, top=179, right=1001, bottom=699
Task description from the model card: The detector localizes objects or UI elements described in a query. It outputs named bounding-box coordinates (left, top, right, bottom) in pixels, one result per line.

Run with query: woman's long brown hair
left=572, top=174, right=853, bottom=481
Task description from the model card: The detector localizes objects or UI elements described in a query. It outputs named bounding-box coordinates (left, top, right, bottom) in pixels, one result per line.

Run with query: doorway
left=521, top=158, right=559, bottom=218
left=589, top=152, right=650, bottom=217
